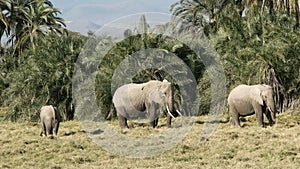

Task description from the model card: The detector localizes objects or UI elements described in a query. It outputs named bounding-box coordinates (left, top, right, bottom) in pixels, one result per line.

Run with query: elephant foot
left=40, top=131, right=46, bottom=137
left=258, top=123, right=265, bottom=128
left=259, top=125, right=265, bottom=128
left=121, top=128, right=129, bottom=134
left=150, top=122, right=156, bottom=128
left=119, top=125, right=129, bottom=129
left=230, top=123, right=242, bottom=128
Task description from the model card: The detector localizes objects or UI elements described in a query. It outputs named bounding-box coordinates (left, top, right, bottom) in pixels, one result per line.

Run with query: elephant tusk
left=267, top=106, right=273, bottom=113
left=166, top=105, right=175, bottom=118
left=176, top=110, right=183, bottom=117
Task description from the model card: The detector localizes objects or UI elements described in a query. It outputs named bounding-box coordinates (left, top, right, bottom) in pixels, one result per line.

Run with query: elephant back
left=113, top=83, right=146, bottom=109
left=228, top=85, right=251, bottom=102
left=40, top=105, right=56, bottom=120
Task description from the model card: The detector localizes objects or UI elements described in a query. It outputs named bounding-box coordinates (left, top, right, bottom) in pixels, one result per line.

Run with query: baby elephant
left=40, top=105, right=61, bottom=137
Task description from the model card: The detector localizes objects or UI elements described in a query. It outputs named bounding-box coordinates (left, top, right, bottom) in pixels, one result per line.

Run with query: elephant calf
left=40, top=105, right=61, bottom=137
left=228, top=84, right=276, bottom=127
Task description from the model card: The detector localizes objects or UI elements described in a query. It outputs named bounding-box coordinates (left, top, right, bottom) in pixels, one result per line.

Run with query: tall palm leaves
left=170, top=0, right=232, bottom=35
left=15, top=0, right=65, bottom=51
left=0, top=0, right=66, bottom=54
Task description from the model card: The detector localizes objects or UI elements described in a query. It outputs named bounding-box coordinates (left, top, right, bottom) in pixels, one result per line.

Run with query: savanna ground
left=1, top=109, right=300, bottom=169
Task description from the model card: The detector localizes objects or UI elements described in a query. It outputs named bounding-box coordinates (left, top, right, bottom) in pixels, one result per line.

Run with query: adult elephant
left=228, top=84, right=276, bottom=127
left=112, top=79, right=177, bottom=128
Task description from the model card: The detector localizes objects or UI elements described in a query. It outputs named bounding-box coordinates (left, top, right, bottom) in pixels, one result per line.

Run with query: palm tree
left=0, top=0, right=28, bottom=50
left=12, top=0, right=66, bottom=53
left=170, top=0, right=233, bottom=35
left=295, top=0, right=300, bottom=26
left=0, top=0, right=66, bottom=54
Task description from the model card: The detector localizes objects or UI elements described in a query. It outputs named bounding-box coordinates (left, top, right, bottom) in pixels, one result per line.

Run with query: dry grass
left=1, top=110, right=300, bottom=169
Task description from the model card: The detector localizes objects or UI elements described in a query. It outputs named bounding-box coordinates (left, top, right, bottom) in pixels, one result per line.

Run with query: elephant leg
left=40, top=122, right=46, bottom=136
left=147, top=103, right=158, bottom=128
left=265, top=110, right=274, bottom=126
left=116, top=106, right=129, bottom=128
left=154, top=118, right=159, bottom=127
left=254, top=106, right=264, bottom=127
left=118, top=114, right=128, bottom=128
left=231, top=114, right=240, bottom=127
left=148, top=112, right=157, bottom=128
left=256, top=113, right=264, bottom=127
left=230, top=106, right=241, bottom=127
left=53, top=121, right=60, bottom=136
left=44, top=119, right=53, bottom=135
left=166, top=115, right=172, bottom=128
left=149, top=120, right=155, bottom=128
left=48, top=125, right=54, bottom=135
left=149, top=116, right=159, bottom=128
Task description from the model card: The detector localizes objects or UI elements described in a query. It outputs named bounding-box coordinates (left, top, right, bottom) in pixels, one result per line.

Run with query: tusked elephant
left=112, top=79, right=179, bottom=128
left=40, top=105, right=61, bottom=136
left=228, top=84, right=276, bottom=127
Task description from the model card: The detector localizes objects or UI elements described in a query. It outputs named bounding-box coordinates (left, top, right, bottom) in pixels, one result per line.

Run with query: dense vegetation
left=171, top=0, right=300, bottom=112
left=0, top=0, right=299, bottom=122
left=0, top=0, right=87, bottom=121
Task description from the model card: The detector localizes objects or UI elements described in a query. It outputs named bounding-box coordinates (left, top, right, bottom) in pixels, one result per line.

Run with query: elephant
left=228, top=84, right=276, bottom=127
left=112, top=79, right=178, bottom=128
left=40, top=105, right=61, bottom=136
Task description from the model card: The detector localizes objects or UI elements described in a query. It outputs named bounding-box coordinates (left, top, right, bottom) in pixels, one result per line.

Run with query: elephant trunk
left=267, top=98, right=276, bottom=123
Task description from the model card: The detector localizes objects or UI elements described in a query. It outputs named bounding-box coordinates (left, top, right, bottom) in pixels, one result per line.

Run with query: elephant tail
left=49, top=105, right=56, bottom=122
left=223, top=102, right=231, bottom=123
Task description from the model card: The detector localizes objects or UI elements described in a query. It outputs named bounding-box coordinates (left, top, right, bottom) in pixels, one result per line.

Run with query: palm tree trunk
left=260, top=0, right=267, bottom=45
left=296, top=0, right=300, bottom=27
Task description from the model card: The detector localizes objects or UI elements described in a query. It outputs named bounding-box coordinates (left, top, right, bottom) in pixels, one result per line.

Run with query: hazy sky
left=51, top=0, right=176, bottom=34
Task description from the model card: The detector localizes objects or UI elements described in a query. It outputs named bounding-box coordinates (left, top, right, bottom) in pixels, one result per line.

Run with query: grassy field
left=1, top=110, right=300, bottom=169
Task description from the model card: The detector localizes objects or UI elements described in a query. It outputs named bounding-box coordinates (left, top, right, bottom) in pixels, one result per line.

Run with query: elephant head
left=148, top=87, right=174, bottom=118
left=142, top=80, right=174, bottom=119
left=252, top=84, right=276, bottom=124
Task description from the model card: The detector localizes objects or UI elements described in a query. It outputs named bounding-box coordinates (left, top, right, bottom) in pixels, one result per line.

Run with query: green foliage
left=1, top=32, right=87, bottom=121
left=2, top=0, right=300, bottom=122
left=172, top=0, right=300, bottom=112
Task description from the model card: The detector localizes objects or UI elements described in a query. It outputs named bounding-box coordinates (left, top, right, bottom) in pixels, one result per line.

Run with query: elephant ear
left=251, top=86, right=264, bottom=105
left=161, top=83, right=172, bottom=96
left=149, top=89, right=164, bottom=103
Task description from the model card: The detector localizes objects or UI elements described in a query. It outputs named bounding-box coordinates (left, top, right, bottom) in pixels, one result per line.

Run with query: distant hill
left=67, top=20, right=102, bottom=35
